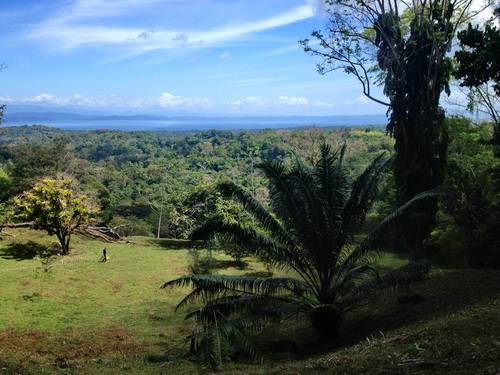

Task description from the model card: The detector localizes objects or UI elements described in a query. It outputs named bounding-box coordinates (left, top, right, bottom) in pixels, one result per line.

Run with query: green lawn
left=1, top=228, right=499, bottom=374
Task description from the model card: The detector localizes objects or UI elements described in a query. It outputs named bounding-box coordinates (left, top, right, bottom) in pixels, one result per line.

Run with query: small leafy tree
left=14, top=179, right=98, bottom=254
left=163, top=144, right=445, bottom=369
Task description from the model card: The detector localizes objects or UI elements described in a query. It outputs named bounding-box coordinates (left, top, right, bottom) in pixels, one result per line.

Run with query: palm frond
left=375, top=258, right=431, bottom=289
left=217, top=300, right=306, bottom=333
left=162, top=274, right=312, bottom=311
left=215, top=180, right=288, bottom=238
left=219, top=317, right=269, bottom=364
left=335, top=265, right=379, bottom=294
left=184, top=293, right=297, bottom=322
left=259, top=160, right=322, bottom=242
left=340, top=259, right=430, bottom=311
left=191, top=220, right=320, bottom=288
left=344, top=187, right=452, bottom=267
left=196, top=319, right=232, bottom=370
left=316, top=143, right=348, bottom=212
left=339, top=154, right=390, bottom=250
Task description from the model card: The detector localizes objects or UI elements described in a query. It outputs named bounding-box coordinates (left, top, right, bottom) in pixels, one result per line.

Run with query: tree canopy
left=14, top=179, right=99, bottom=254
left=454, top=5, right=500, bottom=152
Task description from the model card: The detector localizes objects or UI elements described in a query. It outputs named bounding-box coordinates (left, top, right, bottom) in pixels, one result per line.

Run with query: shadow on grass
left=146, top=354, right=186, bottom=363
left=150, top=238, right=203, bottom=250
left=215, top=259, right=249, bottom=270
left=242, top=269, right=500, bottom=362
left=244, top=270, right=274, bottom=278
left=0, top=241, right=53, bottom=261
left=338, top=269, right=500, bottom=346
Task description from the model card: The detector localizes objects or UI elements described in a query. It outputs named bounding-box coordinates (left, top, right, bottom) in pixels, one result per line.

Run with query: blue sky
left=2, top=0, right=389, bottom=116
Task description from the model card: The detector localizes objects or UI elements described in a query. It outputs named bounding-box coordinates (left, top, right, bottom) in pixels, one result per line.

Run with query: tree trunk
left=310, top=304, right=343, bottom=341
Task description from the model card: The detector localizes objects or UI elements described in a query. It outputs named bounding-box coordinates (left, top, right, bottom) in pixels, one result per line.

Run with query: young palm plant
left=162, top=143, right=439, bottom=368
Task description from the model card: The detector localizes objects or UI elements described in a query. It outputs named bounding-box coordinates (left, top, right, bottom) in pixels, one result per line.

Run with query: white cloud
left=230, top=96, right=269, bottom=107
left=275, top=96, right=309, bottom=106
left=313, top=100, right=334, bottom=108
left=1, top=92, right=336, bottom=113
left=50, top=0, right=169, bottom=23
left=149, top=92, right=212, bottom=109
left=219, top=51, right=232, bottom=59
left=1, top=92, right=212, bottom=110
left=0, top=93, right=114, bottom=107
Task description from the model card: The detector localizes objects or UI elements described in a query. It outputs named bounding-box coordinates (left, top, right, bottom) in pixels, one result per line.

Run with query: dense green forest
left=0, top=118, right=498, bottom=268
left=0, top=124, right=390, bottom=236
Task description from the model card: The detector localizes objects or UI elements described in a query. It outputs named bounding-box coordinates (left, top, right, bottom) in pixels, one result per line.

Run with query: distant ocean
left=4, top=114, right=388, bottom=132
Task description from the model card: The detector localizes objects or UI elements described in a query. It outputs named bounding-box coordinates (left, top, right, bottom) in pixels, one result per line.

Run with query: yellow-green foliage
left=14, top=179, right=99, bottom=253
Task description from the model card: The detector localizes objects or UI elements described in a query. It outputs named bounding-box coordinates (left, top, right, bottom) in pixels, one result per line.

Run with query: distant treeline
left=0, top=119, right=498, bottom=269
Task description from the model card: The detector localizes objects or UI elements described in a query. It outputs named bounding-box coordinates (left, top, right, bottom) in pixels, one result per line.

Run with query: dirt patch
left=0, top=327, right=150, bottom=369
left=0, top=328, right=47, bottom=353
left=105, top=278, right=123, bottom=292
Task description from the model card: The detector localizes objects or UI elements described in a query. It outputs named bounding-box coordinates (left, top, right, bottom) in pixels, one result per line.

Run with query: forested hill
left=1, top=120, right=498, bottom=269
left=0, top=124, right=392, bottom=238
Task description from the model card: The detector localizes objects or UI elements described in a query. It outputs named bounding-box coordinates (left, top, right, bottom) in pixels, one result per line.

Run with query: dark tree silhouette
left=301, top=0, right=480, bottom=259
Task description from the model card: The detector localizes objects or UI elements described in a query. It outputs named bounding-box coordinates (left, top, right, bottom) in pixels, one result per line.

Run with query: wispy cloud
left=219, top=51, right=232, bottom=59
left=27, top=0, right=315, bottom=58
left=266, top=45, right=300, bottom=56
left=236, top=78, right=288, bottom=84
left=228, top=95, right=335, bottom=109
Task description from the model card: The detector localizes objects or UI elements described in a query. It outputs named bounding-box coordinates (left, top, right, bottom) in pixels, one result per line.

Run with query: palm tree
left=162, top=143, right=440, bottom=367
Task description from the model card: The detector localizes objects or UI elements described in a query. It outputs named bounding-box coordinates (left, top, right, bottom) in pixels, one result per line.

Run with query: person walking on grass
left=102, top=248, right=107, bottom=262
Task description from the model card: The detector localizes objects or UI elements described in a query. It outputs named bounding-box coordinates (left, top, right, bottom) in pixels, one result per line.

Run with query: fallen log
left=1, top=221, right=129, bottom=244
left=1, top=221, right=34, bottom=228
left=79, top=226, right=122, bottom=242
left=87, top=225, right=123, bottom=240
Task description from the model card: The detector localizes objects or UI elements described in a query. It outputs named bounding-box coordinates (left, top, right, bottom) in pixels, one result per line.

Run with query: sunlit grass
left=1, top=228, right=498, bottom=374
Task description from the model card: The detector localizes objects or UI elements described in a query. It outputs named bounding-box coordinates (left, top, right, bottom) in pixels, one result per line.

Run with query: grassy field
left=0, top=228, right=499, bottom=374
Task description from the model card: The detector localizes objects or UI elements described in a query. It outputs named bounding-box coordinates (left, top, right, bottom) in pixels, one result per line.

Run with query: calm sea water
left=5, top=115, right=388, bottom=131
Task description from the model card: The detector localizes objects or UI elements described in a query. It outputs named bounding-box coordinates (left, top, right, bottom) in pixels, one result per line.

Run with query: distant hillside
left=3, top=112, right=389, bottom=131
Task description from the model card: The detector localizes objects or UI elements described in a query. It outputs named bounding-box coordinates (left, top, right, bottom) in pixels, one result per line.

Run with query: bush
left=188, top=249, right=217, bottom=275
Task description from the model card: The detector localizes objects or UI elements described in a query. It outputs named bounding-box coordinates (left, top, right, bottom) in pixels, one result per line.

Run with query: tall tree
left=163, top=144, right=443, bottom=369
left=301, top=0, right=478, bottom=260
left=454, top=5, right=500, bottom=155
